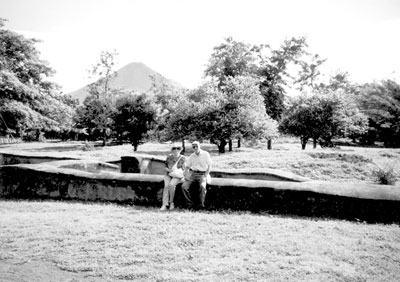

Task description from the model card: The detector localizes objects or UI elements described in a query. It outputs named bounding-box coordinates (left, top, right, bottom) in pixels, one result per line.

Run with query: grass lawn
left=0, top=200, right=399, bottom=282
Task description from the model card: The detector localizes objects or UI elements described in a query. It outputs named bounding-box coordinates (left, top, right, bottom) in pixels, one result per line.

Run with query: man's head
left=192, top=141, right=201, bottom=154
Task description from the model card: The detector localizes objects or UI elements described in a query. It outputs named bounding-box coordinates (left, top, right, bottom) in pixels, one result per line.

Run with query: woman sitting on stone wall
left=160, top=143, right=186, bottom=211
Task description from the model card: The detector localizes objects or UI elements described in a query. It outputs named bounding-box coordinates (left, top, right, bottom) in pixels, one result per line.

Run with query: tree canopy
left=358, top=80, right=400, bottom=147
left=0, top=19, right=76, bottom=138
left=280, top=90, right=368, bottom=149
left=165, top=77, right=278, bottom=153
left=74, top=50, right=120, bottom=145
left=113, top=93, right=156, bottom=151
left=204, top=36, right=325, bottom=121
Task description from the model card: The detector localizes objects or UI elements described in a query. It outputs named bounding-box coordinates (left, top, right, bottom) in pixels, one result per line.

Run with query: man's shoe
left=160, top=206, right=167, bottom=211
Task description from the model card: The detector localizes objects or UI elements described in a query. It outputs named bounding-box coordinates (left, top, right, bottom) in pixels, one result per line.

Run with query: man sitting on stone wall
left=181, top=141, right=212, bottom=210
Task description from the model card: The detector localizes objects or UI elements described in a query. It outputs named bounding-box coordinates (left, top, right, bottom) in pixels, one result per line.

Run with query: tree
left=74, top=50, right=119, bottom=145
left=204, top=37, right=264, bottom=149
left=162, top=81, right=221, bottom=151
left=256, top=37, right=324, bottom=121
left=148, top=73, right=186, bottom=142
left=0, top=19, right=75, bottom=139
left=280, top=91, right=368, bottom=149
left=167, top=77, right=278, bottom=153
left=204, top=37, right=257, bottom=88
left=74, top=95, right=115, bottom=143
left=204, top=36, right=325, bottom=153
left=357, top=80, right=400, bottom=147
left=113, top=93, right=156, bottom=151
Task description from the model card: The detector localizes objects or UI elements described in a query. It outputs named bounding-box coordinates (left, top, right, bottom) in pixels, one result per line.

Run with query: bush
left=82, top=142, right=95, bottom=151
left=372, top=163, right=398, bottom=185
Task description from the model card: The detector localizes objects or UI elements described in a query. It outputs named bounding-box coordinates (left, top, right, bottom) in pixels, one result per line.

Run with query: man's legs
left=198, top=178, right=207, bottom=208
left=181, top=179, right=194, bottom=208
left=181, top=173, right=207, bottom=209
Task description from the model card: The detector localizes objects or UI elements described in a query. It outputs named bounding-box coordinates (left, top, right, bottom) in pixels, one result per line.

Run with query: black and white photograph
left=1, top=0, right=399, bottom=281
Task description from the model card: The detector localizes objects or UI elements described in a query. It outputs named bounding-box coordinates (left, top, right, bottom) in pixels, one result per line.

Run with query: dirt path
left=0, top=259, right=109, bottom=282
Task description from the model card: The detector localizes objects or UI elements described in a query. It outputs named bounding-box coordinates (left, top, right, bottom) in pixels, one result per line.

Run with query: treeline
left=1, top=20, right=399, bottom=152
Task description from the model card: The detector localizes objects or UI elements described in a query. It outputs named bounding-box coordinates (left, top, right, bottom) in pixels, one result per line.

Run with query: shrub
left=82, top=142, right=95, bottom=151
left=372, top=163, right=398, bottom=185
left=379, top=152, right=398, bottom=158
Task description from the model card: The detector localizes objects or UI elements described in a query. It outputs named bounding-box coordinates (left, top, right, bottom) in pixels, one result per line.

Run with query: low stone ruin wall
left=0, top=152, right=78, bottom=165
left=1, top=157, right=399, bottom=223
left=121, top=155, right=310, bottom=182
left=0, top=152, right=310, bottom=182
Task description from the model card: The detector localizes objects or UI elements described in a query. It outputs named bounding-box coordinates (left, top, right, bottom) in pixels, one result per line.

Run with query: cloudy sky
left=1, top=0, right=400, bottom=93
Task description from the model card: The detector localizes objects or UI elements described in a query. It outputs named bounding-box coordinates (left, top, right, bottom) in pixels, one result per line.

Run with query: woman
left=160, top=143, right=185, bottom=211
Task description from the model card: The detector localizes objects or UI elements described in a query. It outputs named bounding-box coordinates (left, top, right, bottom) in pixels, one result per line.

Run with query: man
left=181, top=141, right=212, bottom=209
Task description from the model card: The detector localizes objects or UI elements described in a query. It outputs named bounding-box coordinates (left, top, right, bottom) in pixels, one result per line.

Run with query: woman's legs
left=161, top=175, right=172, bottom=209
left=168, top=177, right=183, bottom=208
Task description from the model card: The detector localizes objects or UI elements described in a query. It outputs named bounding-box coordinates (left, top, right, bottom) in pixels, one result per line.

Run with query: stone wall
left=0, top=164, right=163, bottom=206
left=1, top=152, right=400, bottom=223
left=132, top=155, right=310, bottom=182
left=0, top=153, right=78, bottom=165
left=1, top=161, right=400, bottom=223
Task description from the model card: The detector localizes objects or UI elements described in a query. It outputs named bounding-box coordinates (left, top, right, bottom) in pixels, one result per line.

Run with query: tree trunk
left=313, top=138, right=317, bottom=149
left=301, top=137, right=308, bottom=150
left=218, top=139, right=227, bottom=154
left=181, top=139, right=185, bottom=154
left=102, top=130, right=106, bottom=146
left=132, top=142, right=138, bottom=151
left=35, top=129, right=41, bottom=141
left=267, top=139, right=272, bottom=150
left=237, top=138, right=241, bottom=148
left=228, top=139, right=233, bottom=152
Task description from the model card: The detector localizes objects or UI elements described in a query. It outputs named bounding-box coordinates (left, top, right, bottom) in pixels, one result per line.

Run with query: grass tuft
left=373, top=162, right=399, bottom=185
left=307, top=152, right=372, bottom=163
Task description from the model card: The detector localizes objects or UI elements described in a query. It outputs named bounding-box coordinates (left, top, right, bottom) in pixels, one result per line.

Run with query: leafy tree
left=204, top=37, right=257, bottom=88
left=74, top=95, right=115, bottom=143
left=203, top=37, right=270, bottom=149
left=163, top=82, right=220, bottom=150
left=0, top=19, right=75, bottom=139
left=74, top=50, right=119, bottom=145
left=257, top=37, right=323, bottom=121
left=280, top=91, right=368, bottom=149
left=204, top=36, right=324, bottom=124
left=167, top=77, right=278, bottom=153
left=148, top=73, right=186, bottom=142
left=113, top=93, right=156, bottom=151
left=357, top=80, right=400, bottom=147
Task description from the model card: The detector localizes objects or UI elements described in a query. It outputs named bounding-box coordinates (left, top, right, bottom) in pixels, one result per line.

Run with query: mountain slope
left=69, top=62, right=183, bottom=103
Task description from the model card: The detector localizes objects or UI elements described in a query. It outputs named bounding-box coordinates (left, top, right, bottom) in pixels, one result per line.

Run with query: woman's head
left=171, top=143, right=182, bottom=155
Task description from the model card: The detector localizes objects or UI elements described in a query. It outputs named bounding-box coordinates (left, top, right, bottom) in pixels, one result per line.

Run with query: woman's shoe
left=160, top=206, right=167, bottom=211
left=169, top=203, right=175, bottom=210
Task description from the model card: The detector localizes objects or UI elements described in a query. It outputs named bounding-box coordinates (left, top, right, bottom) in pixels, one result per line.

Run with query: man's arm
left=205, top=152, right=212, bottom=176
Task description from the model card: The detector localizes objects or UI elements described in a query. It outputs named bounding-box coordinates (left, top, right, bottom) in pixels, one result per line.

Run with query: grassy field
left=1, top=200, right=399, bottom=282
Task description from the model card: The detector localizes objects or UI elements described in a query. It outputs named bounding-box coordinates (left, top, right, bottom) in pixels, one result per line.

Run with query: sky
left=1, top=0, right=400, bottom=93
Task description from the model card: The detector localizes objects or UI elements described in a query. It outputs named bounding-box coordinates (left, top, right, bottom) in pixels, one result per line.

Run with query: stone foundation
left=1, top=152, right=399, bottom=223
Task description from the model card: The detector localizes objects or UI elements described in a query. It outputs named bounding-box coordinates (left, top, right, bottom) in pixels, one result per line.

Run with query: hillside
left=68, top=62, right=183, bottom=103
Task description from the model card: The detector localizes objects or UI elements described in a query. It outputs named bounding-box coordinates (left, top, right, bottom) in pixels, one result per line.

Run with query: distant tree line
left=1, top=19, right=399, bottom=151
